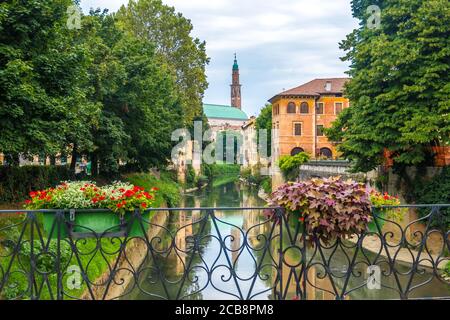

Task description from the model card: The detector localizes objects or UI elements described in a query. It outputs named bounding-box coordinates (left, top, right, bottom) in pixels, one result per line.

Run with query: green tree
left=116, top=0, right=209, bottom=126
left=255, top=104, right=272, bottom=158
left=111, top=36, right=183, bottom=171
left=82, top=9, right=182, bottom=175
left=327, top=0, right=450, bottom=173
left=0, top=0, right=99, bottom=165
left=278, top=152, right=310, bottom=181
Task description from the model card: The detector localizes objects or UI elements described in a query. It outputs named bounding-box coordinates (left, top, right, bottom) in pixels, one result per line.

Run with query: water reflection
left=124, top=183, right=450, bottom=300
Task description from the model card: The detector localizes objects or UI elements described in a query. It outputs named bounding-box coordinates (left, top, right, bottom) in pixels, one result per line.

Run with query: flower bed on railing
left=265, top=176, right=405, bottom=244
left=25, top=181, right=158, bottom=214
left=23, top=181, right=158, bottom=237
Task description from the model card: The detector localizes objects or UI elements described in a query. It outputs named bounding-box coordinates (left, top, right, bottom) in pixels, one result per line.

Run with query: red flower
left=299, top=217, right=305, bottom=222
left=141, top=203, right=147, bottom=208
left=124, top=190, right=135, bottom=198
left=151, top=187, right=159, bottom=191
left=25, top=199, right=32, bottom=205
left=143, top=192, right=153, bottom=199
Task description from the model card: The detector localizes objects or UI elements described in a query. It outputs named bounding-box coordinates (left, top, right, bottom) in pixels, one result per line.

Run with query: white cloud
left=80, top=0, right=359, bottom=116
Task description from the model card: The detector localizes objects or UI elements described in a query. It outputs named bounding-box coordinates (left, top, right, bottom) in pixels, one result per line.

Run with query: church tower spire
left=231, top=53, right=242, bottom=109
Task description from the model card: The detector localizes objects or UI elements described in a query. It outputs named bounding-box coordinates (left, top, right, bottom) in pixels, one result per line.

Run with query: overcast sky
left=80, top=0, right=359, bottom=117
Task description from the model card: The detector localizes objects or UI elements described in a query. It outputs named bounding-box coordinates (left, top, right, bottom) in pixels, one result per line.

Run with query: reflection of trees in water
left=128, top=183, right=450, bottom=300
left=125, top=208, right=213, bottom=300
left=267, top=218, right=450, bottom=300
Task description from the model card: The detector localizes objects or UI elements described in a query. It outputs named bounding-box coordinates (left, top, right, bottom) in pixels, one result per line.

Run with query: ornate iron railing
left=0, top=205, right=449, bottom=300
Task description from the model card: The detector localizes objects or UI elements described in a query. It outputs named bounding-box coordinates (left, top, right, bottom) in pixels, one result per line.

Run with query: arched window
left=300, top=102, right=309, bottom=114
left=319, top=147, right=333, bottom=159
left=291, top=147, right=304, bottom=156
left=287, top=102, right=296, bottom=114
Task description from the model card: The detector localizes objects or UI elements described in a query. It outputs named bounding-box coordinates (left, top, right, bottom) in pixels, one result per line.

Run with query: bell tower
left=231, top=53, right=242, bottom=109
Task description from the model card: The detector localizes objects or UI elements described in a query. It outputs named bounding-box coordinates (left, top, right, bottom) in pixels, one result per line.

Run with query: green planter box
left=367, top=209, right=386, bottom=233
left=42, top=211, right=151, bottom=239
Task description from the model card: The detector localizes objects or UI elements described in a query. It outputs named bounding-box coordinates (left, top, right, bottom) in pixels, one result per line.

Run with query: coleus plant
left=24, top=181, right=158, bottom=216
left=265, top=177, right=372, bottom=245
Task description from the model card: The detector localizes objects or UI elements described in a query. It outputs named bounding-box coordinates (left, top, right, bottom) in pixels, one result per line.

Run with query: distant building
left=242, top=116, right=258, bottom=168
left=269, top=78, right=350, bottom=162
left=175, top=55, right=250, bottom=181
left=203, top=54, right=249, bottom=140
left=203, top=103, right=249, bottom=140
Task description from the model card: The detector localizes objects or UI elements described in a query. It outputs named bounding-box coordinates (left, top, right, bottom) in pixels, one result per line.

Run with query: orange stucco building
left=269, top=78, right=350, bottom=161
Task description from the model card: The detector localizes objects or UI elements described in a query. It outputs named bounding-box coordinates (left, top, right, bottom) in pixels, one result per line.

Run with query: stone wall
left=385, top=166, right=443, bottom=199
left=298, top=160, right=373, bottom=182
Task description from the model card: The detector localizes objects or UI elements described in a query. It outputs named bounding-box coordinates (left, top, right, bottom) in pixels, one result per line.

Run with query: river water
left=124, top=182, right=450, bottom=300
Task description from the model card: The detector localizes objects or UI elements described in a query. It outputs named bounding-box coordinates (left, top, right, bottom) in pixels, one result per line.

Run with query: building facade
left=269, top=78, right=350, bottom=162
left=242, top=116, right=258, bottom=168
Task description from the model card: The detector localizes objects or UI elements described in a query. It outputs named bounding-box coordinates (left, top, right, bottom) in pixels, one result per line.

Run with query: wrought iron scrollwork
left=0, top=205, right=449, bottom=300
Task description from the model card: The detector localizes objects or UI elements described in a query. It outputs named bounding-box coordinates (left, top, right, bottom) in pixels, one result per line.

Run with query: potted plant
left=368, top=190, right=405, bottom=233
left=265, top=177, right=372, bottom=245
left=24, top=181, right=158, bottom=238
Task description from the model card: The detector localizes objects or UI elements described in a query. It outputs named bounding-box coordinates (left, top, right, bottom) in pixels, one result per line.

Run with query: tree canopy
left=327, top=0, right=450, bottom=172
left=116, top=0, right=209, bottom=126
left=0, top=0, right=98, bottom=165
left=0, top=0, right=209, bottom=176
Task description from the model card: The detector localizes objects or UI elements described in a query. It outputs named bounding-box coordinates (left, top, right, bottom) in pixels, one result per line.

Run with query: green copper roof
left=233, top=54, right=239, bottom=70
left=203, top=104, right=248, bottom=121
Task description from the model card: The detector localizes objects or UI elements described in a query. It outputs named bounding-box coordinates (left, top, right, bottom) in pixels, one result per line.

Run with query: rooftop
left=203, top=104, right=249, bottom=121
left=269, top=78, right=350, bottom=102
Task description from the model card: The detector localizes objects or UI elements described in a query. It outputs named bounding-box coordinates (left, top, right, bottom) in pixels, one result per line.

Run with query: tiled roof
left=269, top=78, right=350, bottom=102
left=203, top=104, right=249, bottom=121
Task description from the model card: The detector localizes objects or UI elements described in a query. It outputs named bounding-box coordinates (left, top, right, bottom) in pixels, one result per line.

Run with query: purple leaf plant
left=264, top=176, right=372, bottom=245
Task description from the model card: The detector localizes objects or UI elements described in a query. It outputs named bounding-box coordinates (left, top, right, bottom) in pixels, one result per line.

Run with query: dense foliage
left=209, top=164, right=241, bottom=188
left=414, top=167, right=450, bottom=227
left=240, top=165, right=272, bottom=194
left=126, top=171, right=181, bottom=207
left=327, top=0, right=450, bottom=172
left=0, top=0, right=99, bottom=165
left=0, top=0, right=208, bottom=175
left=266, top=177, right=372, bottom=245
left=277, top=152, right=310, bottom=181
left=0, top=165, right=75, bottom=204
left=116, top=0, right=209, bottom=126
